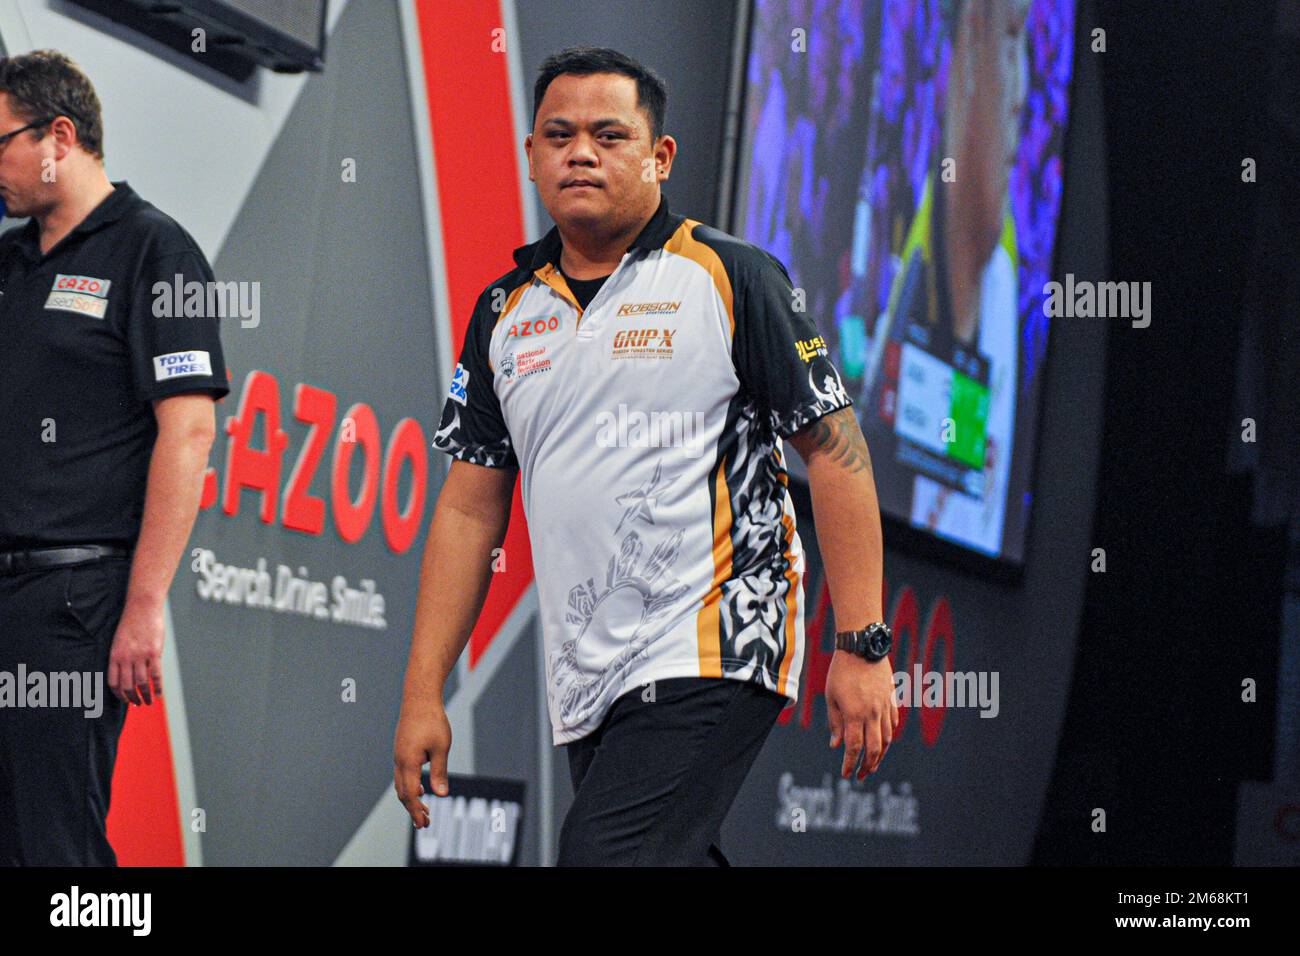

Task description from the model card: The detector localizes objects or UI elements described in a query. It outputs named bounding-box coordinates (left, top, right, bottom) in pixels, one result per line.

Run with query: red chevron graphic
left=108, top=704, right=184, bottom=866
left=414, top=0, right=536, bottom=667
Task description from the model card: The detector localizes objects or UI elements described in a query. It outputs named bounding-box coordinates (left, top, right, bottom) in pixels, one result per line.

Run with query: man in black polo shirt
left=0, top=51, right=229, bottom=866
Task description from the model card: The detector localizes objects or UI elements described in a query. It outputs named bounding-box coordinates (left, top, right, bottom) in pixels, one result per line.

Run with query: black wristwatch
left=835, top=622, right=892, bottom=662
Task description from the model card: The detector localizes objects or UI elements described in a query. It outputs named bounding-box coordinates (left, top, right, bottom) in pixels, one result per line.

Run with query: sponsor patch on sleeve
left=448, top=362, right=469, bottom=405
left=153, top=350, right=213, bottom=381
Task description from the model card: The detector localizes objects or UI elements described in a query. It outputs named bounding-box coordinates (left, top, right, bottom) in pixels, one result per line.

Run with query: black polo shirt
left=0, top=181, right=230, bottom=550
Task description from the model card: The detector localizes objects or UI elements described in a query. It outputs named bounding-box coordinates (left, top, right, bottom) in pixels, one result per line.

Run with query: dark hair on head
left=533, top=46, right=667, bottom=142
left=0, top=50, right=104, bottom=159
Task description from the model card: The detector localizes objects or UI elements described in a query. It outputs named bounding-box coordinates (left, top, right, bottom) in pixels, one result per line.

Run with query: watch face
left=839, top=627, right=891, bottom=659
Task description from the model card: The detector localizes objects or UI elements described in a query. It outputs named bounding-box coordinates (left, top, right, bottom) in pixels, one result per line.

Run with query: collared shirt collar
left=512, top=193, right=676, bottom=271
left=73, top=179, right=137, bottom=234
left=11, top=179, right=137, bottom=260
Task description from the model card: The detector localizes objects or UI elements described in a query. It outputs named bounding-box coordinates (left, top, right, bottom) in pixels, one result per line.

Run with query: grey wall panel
left=176, top=0, right=444, bottom=866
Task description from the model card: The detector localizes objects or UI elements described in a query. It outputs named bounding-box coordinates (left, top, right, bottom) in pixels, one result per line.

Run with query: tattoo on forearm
left=800, top=409, right=874, bottom=476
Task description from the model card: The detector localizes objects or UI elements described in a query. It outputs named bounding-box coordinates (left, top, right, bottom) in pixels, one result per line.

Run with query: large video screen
left=734, top=0, right=1077, bottom=564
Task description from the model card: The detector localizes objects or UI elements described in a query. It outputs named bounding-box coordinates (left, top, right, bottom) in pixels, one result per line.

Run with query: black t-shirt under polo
left=0, top=181, right=230, bottom=550
left=557, top=263, right=611, bottom=311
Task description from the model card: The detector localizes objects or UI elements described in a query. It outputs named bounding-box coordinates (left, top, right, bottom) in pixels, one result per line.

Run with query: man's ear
left=50, top=116, right=79, bottom=160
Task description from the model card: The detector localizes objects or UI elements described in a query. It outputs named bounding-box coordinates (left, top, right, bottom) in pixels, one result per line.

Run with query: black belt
left=0, top=544, right=132, bottom=576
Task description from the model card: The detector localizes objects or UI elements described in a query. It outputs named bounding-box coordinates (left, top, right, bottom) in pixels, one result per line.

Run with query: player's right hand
left=393, top=703, right=452, bottom=828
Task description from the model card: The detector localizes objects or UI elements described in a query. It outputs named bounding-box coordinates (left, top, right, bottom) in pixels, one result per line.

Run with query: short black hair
left=533, top=47, right=667, bottom=142
left=0, top=50, right=104, bottom=159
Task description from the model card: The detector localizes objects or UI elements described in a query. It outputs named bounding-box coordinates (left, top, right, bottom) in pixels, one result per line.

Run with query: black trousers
left=557, top=676, right=785, bottom=866
left=0, top=557, right=131, bottom=866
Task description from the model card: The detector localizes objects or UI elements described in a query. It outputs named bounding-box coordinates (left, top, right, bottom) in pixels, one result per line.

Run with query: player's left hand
left=108, top=599, right=166, bottom=706
left=826, top=651, right=898, bottom=779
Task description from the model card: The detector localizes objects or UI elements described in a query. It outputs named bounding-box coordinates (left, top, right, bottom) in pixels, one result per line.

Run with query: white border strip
left=502, top=0, right=540, bottom=243
left=501, top=0, right=551, bottom=866
left=161, top=601, right=203, bottom=866
left=398, top=0, right=456, bottom=401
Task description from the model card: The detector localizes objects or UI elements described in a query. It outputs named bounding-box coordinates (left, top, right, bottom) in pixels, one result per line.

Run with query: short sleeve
left=732, top=249, right=853, bottom=438
left=128, top=248, right=231, bottom=402
left=432, top=295, right=518, bottom=469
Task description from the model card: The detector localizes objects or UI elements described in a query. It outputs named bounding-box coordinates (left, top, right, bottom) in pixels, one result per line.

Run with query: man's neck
left=556, top=196, right=658, bottom=279
left=36, top=171, right=115, bottom=256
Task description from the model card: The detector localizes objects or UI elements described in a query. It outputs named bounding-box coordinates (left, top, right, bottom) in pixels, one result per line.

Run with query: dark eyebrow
left=541, top=118, right=633, bottom=132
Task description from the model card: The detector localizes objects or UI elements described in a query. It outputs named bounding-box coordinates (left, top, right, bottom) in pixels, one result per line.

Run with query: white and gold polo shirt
left=434, top=195, right=852, bottom=745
